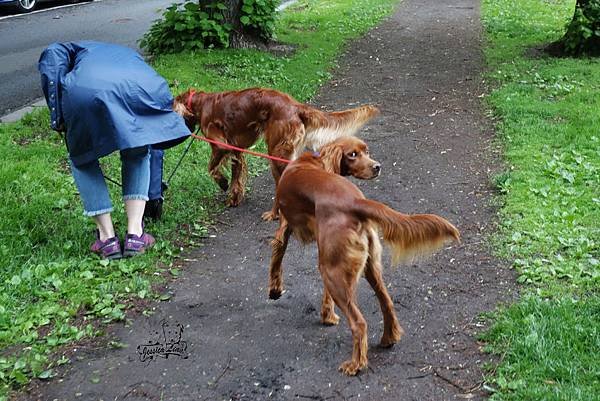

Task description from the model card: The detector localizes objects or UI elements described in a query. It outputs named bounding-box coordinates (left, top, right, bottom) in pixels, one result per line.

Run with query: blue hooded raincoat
left=38, top=41, right=190, bottom=167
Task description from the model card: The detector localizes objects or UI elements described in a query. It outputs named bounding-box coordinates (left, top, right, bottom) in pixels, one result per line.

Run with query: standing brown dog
left=268, top=137, right=460, bottom=375
left=173, top=88, right=379, bottom=220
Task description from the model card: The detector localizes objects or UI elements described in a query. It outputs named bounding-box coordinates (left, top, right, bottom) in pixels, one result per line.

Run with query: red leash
left=185, top=90, right=290, bottom=164
left=190, top=132, right=291, bottom=164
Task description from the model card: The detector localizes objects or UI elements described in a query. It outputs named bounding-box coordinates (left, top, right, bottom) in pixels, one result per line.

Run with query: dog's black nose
left=373, top=163, right=381, bottom=173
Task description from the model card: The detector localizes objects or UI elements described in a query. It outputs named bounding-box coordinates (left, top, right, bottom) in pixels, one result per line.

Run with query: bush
left=240, top=0, right=278, bottom=41
left=140, top=1, right=279, bottom=55
left=140, top=2, right=232, bottom=55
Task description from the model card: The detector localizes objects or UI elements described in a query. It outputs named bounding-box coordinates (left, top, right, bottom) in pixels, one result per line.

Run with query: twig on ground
left=297, top=394, right=335, bottom=401
left=215, top=219, right=233, bottom=227
left=118, top=380, right=161, bottom=401
left=333, top=390, right=349, bottom=401
left=406, top=372, right=433, bottom=380
left=433, top=367, right=480, bottom=394
left=209, top=353, right=233, bottom=388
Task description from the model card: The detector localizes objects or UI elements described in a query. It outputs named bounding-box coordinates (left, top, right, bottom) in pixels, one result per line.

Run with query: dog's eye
left=348, top=151, right=357, bottom=158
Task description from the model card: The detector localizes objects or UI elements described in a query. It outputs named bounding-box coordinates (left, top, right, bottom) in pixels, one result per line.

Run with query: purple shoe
left=123, top=231, right=156, bottom=257
left=90, top=231, right=122, bottom=260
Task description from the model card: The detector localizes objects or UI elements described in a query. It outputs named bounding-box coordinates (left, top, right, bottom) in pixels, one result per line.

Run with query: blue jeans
left=70, top=146, right=151, bottom=216
left=148, top=148, right=164, bottom=201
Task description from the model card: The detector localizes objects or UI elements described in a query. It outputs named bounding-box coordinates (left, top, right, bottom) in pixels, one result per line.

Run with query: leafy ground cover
left=0, top=0, right=397, bottom=397
left=481, top=0, right=600, bottom=399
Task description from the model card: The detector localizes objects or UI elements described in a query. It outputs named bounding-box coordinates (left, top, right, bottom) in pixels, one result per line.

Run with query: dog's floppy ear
left=173, top=90, right=198, bottom=131
left=319, top=143, right=344, bottom=175
left=173, top=95, right=193, bottom=119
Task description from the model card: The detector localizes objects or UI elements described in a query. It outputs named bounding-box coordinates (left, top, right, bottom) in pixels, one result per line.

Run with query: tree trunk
left=551, top=0, right=600, bottom=56
left=568, top=0, right=589, bottom=25
left=200, top=0, right=268, bottom=49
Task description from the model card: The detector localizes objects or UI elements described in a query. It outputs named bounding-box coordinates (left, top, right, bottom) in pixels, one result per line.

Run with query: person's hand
left=53, top=123, right=65, bottom=133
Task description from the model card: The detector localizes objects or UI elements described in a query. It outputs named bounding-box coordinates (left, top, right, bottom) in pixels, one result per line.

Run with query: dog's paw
left=226, top=192, right=243, bottom=207
left=217, top=177, right=229, bottom=192
left=261, top=210, right=279, bottom=221
left=321, top=312, right=340, bottom=326
left=268, top=287, right=283, bottom=300
left=338, top=359, right=367, bottom=376
left=379, top=325, right=404, bottom=348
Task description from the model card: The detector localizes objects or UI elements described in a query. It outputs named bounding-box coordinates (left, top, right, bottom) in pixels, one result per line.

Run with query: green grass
left=0, top=0, right=397, bottom=397
left=480, top=293, right=600, bottom=400
left=482, top=0, right=600, bottom=399
left=484, top=0, right=600, bottom=285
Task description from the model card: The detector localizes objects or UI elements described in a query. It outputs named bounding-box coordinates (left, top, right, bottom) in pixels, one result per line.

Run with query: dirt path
left=22, top=0, right=516, bottom=400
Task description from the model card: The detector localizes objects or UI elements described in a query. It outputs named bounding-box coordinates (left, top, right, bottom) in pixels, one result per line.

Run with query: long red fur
left=352, top=199, right=460, bottom=264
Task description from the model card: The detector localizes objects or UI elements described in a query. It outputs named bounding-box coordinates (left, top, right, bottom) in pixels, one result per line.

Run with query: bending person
left=39, top=41, right=190, bottom=259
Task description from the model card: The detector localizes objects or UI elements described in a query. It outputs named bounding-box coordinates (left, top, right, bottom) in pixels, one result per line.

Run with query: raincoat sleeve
left=38, top=43, right=77, bottom=131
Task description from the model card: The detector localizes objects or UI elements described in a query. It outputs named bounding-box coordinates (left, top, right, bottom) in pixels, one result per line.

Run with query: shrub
left=140, top=2, right=231, bottom=54
left=240, top=0, right=278, bottom=41
left=140, top=1, right=279, bottom=55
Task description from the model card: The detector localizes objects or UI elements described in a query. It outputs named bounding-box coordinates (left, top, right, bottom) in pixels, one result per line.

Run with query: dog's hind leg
left=227, top=151, right=247, bottom=207
left=208, top=145, right=229, bottom=192
left=321, top=289, right=340, bottom=326
left=261, top=159, right=284, bottom=221
left=262, top=119, right=305, bottom=221
left=321, top=263, right=368, bottom=375
left=318, top=229, right=369, bottom=375
left=364, top=227, right=404, bottom=348
left=205, top=121, right=230, bottom=192
left=268, top=218, right=291, bottom=300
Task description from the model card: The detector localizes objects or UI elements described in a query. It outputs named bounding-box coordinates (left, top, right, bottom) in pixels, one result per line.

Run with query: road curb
left=0, top=98, right=46, bottom=123
left=0, top=0, right=97, bottom=21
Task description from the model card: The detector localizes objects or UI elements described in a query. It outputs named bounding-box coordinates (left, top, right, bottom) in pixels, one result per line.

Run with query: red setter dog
left=267, top=137, right=460, bottom=375
left=173, top=88, right=379, bottom=220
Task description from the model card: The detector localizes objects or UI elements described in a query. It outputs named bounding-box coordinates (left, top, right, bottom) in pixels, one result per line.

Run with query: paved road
left=0, top=0, right=174, bottom=116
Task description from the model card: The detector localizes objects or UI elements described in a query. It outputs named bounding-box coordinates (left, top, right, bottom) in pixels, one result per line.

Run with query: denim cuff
left=123, top=194, right=150, bottom=201
left=84, top=207, right=113, bottom=217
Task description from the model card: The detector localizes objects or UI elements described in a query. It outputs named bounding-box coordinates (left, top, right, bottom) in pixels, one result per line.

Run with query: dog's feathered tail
left=353, top=199, right=460, bottom=265
left=299, top=105, right=379, bottom=150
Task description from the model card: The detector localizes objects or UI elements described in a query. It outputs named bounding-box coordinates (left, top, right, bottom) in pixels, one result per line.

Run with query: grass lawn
left=481, top=0, right=600, bottom=399
left=0, top=0, right=398, bottom=397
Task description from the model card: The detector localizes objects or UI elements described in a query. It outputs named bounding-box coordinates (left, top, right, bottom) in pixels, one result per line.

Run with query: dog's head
left=319, top=137, right=381, bottom=179
left=173, top=89, right=200, bottom=131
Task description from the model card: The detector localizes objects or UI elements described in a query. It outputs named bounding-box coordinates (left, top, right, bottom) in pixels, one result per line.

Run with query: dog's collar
left=186, top=90, right=196, bottom=112
left=303, top=147, right=320, bottom=157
